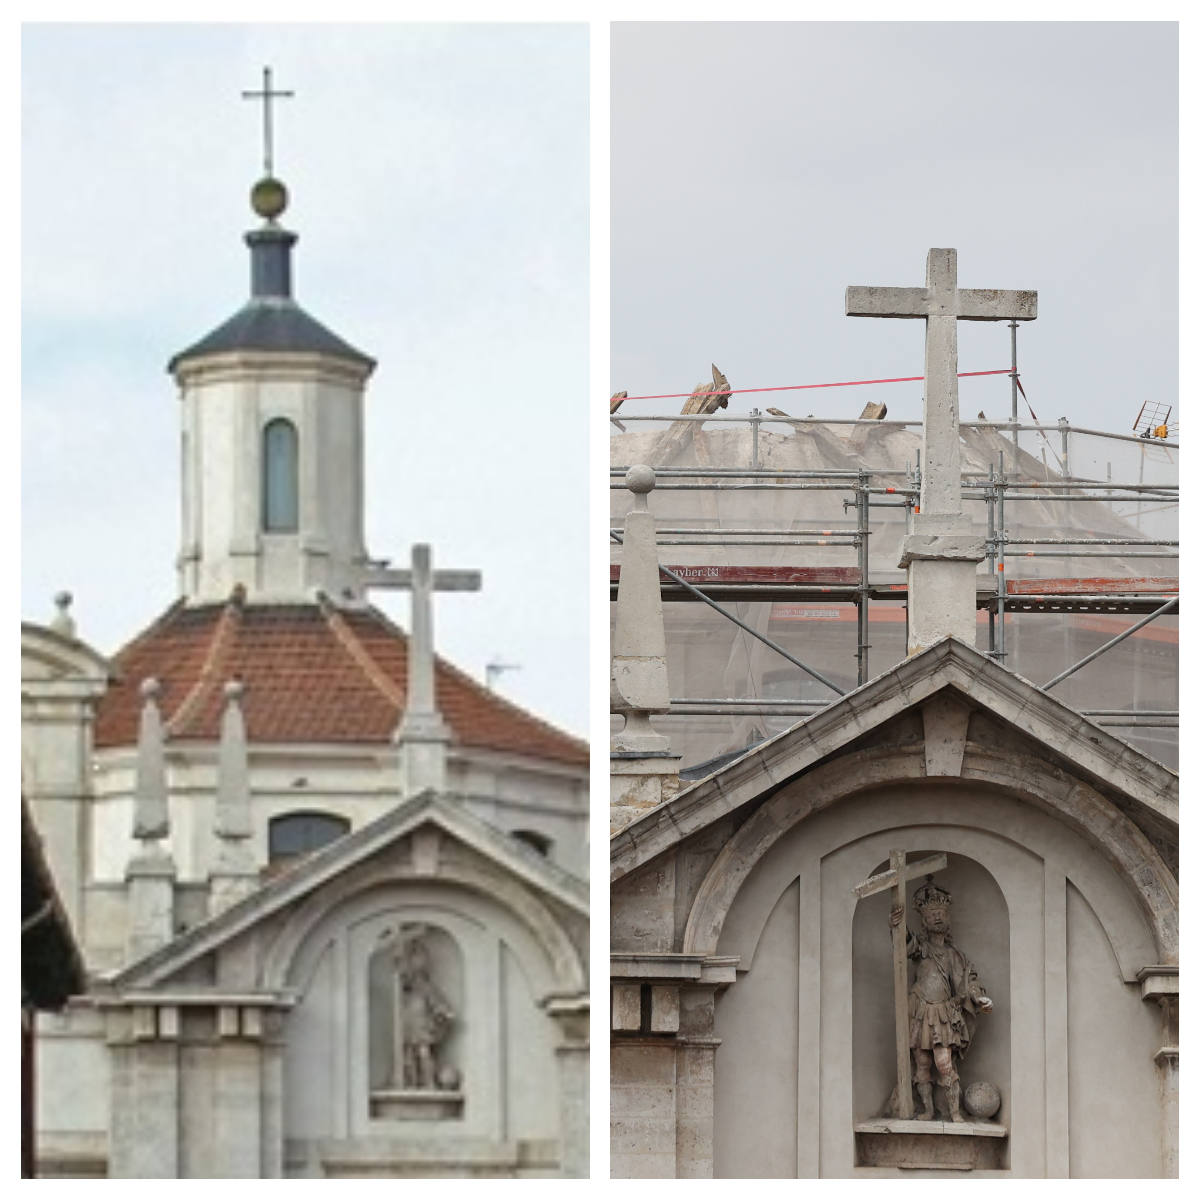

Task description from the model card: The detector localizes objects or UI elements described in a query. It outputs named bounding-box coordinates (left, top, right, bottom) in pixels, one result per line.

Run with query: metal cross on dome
left=241, top=65, right=294, bottom=178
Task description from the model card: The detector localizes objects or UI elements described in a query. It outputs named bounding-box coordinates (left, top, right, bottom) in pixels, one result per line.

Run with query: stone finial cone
left=215, top=679, right=252, bottom=839
left=132, top=677, right=169, bottom=840
left=611, top=465, right=671, bottom=753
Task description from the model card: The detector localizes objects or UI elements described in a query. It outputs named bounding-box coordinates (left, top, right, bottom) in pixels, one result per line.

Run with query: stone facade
left=23, top=132, right=589, bottom=1177
left=610, top=637, right=1177, bottom=1178
left=31, top=767, right=589, bottom=1177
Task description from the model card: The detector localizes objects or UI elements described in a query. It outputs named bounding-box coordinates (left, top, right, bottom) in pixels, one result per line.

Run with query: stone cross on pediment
left=392, top=544, right=482, bottom=724
left=846, top=250, right=1037, bottom=651
left=368, top=543, right=482, bottom=795
left=853, top=849, right=948, bottom=1119
left=847, top=249, right=1036, bottom=519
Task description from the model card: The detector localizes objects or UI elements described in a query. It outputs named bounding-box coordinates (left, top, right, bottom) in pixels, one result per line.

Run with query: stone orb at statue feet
left=964, top=1080, right=1001, bottom=1120
left=436, top=1064, right=462, bottom=1091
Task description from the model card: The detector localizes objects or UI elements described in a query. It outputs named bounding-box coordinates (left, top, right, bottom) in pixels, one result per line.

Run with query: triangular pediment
left=612, top=637, right=1177, bottom=880
left=111, top=790, right=587, bottom=991
left=21, top=621, right=112, bottom=685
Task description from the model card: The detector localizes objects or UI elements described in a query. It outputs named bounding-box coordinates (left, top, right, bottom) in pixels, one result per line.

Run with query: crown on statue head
left=913, top=876, right=952, bottom=911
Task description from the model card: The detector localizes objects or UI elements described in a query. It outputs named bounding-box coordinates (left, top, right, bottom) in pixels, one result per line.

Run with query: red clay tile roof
left=93, top=596, right=588, bottom=767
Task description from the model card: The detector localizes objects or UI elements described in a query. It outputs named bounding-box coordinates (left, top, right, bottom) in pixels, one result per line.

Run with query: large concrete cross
left=390, top=543, right=481, bottom=721
left=846, top=248, right=1036, bottom=518
left=370, top=543, right=481, bottom=795
left=853, top=849, right=948, bottom=1119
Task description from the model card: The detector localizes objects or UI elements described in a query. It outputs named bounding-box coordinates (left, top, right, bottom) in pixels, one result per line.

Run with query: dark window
left=268, top=811, right=349, bottom=862
left=262, top=418, right=299, bottom=531
left=511, top=829, right=551, bottom=856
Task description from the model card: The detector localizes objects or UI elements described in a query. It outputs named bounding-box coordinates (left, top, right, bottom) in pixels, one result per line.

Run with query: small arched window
left=268, top=810, right=349, bottom=865
left=262, top=418, right=299, bottom=532
left=511, top=829, right=552, bottom=857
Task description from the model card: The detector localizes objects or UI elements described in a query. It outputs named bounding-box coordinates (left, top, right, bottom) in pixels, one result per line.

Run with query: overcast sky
left=22, top=23, right=589, bottom=736
left=611, top=22, right=1178, bottom=437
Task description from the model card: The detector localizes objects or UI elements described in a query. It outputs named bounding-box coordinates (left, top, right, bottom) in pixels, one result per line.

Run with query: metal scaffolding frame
left=611, top=419, right=1178, bottom=732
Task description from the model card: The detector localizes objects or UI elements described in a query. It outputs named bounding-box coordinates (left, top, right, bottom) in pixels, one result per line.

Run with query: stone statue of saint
left=390, top=930, right=455, bottom=1090
left=889, top=878, right=993, bottom=1122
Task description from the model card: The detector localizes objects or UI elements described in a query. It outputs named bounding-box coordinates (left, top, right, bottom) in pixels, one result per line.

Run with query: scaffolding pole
left=610, top=530, right=847, bottom=697
left=610, top=427, right=1177, bottom=739
left=1042, top=598, right=1179, bottom=690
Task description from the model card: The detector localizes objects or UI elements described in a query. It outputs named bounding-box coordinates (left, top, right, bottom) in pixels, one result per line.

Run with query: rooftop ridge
left=316, top=591, right=407, bottom=711
left=164, top=593, right=242, bottom=737
left=92, top=599, right=587, bottom=766
left=368, top=603, right=588, bottom=758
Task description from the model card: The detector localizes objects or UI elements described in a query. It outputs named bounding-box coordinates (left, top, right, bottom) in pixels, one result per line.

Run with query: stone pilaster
left=1139, top=966, right=1178, bottom=1177
left=675, top=986, right=718, bottom=1178
left=104, top=998, right=288, bottom=1178
left=546, top=996, right=590, bottom=1178
left=611, top=465, right=680, bottom=832
left=106, top=1005, right=180, bottom=1178
left=213, top=1008, right=264, bottom=1178
left=609, top=956, right=736, bottom=1179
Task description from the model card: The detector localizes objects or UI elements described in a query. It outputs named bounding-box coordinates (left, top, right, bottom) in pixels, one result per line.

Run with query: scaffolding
left=611, top=413, right=1178, bottom=772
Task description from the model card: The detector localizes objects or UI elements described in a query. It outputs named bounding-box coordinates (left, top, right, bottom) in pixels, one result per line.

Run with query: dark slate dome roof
left=168, top=221, right=374, bottom=373
left=169, top=298, right=374, bottom=370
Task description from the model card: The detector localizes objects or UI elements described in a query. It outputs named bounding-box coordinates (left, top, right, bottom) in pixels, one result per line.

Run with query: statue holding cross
left=854, top=851, right=993, bottom=1122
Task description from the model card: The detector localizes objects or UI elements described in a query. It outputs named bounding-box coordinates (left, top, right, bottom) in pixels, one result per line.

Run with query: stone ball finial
left=224, top=679, right=245, bottom=701
left=50, top=591, right=76, bottom=637
left=140, top=677, right=161, bottom=700
left=625, top=464, right=656, bottom=495
left=250, top=175, right=288, bottom=220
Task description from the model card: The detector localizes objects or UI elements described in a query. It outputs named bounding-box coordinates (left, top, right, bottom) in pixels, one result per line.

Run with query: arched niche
left=709, top=784, right=1163, bottom=1178
left=279, top=877, right=566, bottom=1158
left=686, top=745, right=1176, bottom=969
left=367, top=923, right=464, bottom=1092
left=364, top=922, right=466, bottom=1121
left=851, top=851, right=1010, bottom=1132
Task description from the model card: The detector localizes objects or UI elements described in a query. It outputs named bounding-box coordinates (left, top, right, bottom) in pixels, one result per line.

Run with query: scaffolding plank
left=609, top=565, right=1177, bottom=613
left=609, top=563, right=863, bottom=603
left=609, top=565, right=862, bottom=585
left=1001, top=576, right=1178, bottom=596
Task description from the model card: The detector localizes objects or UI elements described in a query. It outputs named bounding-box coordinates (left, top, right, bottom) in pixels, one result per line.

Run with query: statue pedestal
left=854, top=1118, right=1008, bottom=1170
left=370, top=1089, right=464, bottom=1121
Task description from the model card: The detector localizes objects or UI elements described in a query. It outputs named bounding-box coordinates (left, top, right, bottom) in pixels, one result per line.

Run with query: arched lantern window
left=268, top=810, right=349, bottom=865
left=262, top=418, right=299, bottom=532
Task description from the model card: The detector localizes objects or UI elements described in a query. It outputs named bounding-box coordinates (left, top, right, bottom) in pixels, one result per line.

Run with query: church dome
left=93, top=593, right=587, bottom=766
left=167, top=223, right=374, bottom=374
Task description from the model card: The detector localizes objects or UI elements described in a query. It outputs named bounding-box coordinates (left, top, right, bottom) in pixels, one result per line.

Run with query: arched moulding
left=263, top=853, right=586, bottom=998
left=682, top=744, right=1176, bottom=971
